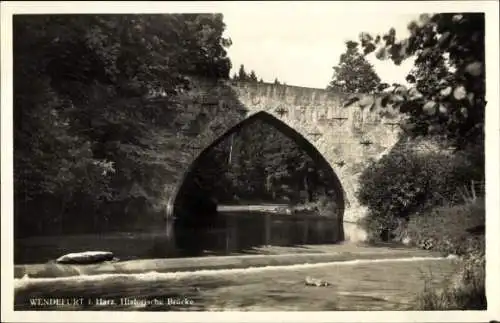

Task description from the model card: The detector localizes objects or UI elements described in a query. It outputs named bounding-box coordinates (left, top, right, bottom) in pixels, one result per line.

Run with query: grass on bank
left=416, top=250, right=486, bottom=310
left=408, top=198, right=486, bottom=310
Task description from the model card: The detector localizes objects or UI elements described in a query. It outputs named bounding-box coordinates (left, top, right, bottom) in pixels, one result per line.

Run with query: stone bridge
left=167, top=80, right=404, bottom=242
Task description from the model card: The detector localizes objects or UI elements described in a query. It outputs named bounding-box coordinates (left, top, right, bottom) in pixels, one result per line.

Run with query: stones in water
left=55, top=251, right=116, bottom=264
left=446, top=254, right=460, bottom=260
left=402, top=236, right=412, bottom=246
left=305, top=276, right=330, bottom=287
left=418, top=238, right=437, bottom=250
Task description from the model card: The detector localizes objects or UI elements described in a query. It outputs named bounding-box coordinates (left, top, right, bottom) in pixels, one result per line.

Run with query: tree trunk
left=228, top=133, right=234, bottom=166
left=58, top=194, right=68, bottom=235
left=303, top=219, right=309, bottom=244
left=304, top=175, right=313, bottom=203
left=264, top=213, right=271, bottom=245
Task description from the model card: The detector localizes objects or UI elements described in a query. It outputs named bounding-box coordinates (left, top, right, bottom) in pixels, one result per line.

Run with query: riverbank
left=14, top=243, right=443, bottom=279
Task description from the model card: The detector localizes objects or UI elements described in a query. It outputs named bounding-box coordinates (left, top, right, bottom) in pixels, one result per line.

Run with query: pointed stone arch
left=167, top=111, right=346, bottom=240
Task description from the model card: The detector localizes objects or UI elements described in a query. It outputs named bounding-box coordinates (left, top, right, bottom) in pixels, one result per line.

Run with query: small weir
left=14, top=252, right=461, bottom=311
left=15, top=255, right=453, bottom=289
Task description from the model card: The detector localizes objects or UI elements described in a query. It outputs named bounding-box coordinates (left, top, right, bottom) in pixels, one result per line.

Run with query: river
left=13, top=211, right=460, bottom=311
left=15, top=211, right=341, bottom=264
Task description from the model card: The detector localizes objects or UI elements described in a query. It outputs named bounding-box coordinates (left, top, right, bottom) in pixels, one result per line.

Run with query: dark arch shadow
left=167, top=111, right=345, bottom=243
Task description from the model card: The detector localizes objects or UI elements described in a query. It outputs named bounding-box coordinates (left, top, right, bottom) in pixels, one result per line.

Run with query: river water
left=14, top=256, right=461, bottom=311
left=14, top=211, right=461, bottom=311
left=15, top=211, right=340, bottom=264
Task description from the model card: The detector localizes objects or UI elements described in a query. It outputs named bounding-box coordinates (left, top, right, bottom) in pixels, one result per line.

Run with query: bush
left=293, top=195, right=340, bottom=218
left=357, top=141, right=484, bottom=241
left=406, top=198, right=485, bottom=255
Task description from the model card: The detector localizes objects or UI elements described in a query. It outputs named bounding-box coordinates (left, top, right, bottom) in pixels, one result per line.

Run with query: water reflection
left=15, top=211, right=340, bottom=264
left=172, top=211, right=340, bottom=258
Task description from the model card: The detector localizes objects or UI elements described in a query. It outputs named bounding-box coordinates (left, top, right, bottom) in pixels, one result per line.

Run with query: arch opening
left=167, top=111, right=345, bottom=255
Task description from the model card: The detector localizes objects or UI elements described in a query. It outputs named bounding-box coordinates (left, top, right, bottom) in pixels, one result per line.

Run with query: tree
left=327, top=40, right=381, bottom=94
left=13, top=14, right=236, bottom=236
left=196, top=119, right=332, bottom=205
left=237, top=64, right=248, bottom=81
left=249, top=70, right=258, bottom=82
left=378, top=82, right=391, bottom=91
left=357, top=13, right=485, bottom=149
left=274, top=78, right=281, bottom=85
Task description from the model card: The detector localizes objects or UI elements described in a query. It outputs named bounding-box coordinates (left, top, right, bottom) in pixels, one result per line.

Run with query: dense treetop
left=327, top=40, right=382, bottom=94
left=13, top=14, right=236, bottom=235
left=356, top=13, right=485, bottom=149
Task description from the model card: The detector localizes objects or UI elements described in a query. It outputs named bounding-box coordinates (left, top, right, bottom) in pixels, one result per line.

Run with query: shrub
left=294, top=194, right=340, bottom=218
left=313, top=194, right=340, bottom=218
left=406, top=198, right=485, bottom=255
left=357, top=141, right=484, bottom=241
left=358, top=150, right=427, bottom=219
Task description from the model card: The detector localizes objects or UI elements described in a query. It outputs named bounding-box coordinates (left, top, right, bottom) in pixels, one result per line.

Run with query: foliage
left=237, top=64, right=248, bottom=81
left=14, top=14, right=236, bottom=236
left=358, top=13, right=485, bottom=149
left=249, top=70, right=258, bottom=82
left=191, top=119, right=335, bottom=206
left=417, top=252, right=486, bottom=310
left=232, top=64, right=260, bottom=83
left=327, top=41, right=381, bottom=94
left=406, top=198, right=485, bottom=255
left=413, top=198, right=485, bottom=310
left=357, top=142, right=484, bottom=240
left=300, top=195, right=340, bottom=218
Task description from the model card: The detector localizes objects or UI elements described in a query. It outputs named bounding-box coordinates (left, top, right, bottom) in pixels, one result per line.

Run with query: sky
left=222, top=7, right=419, bottom=89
